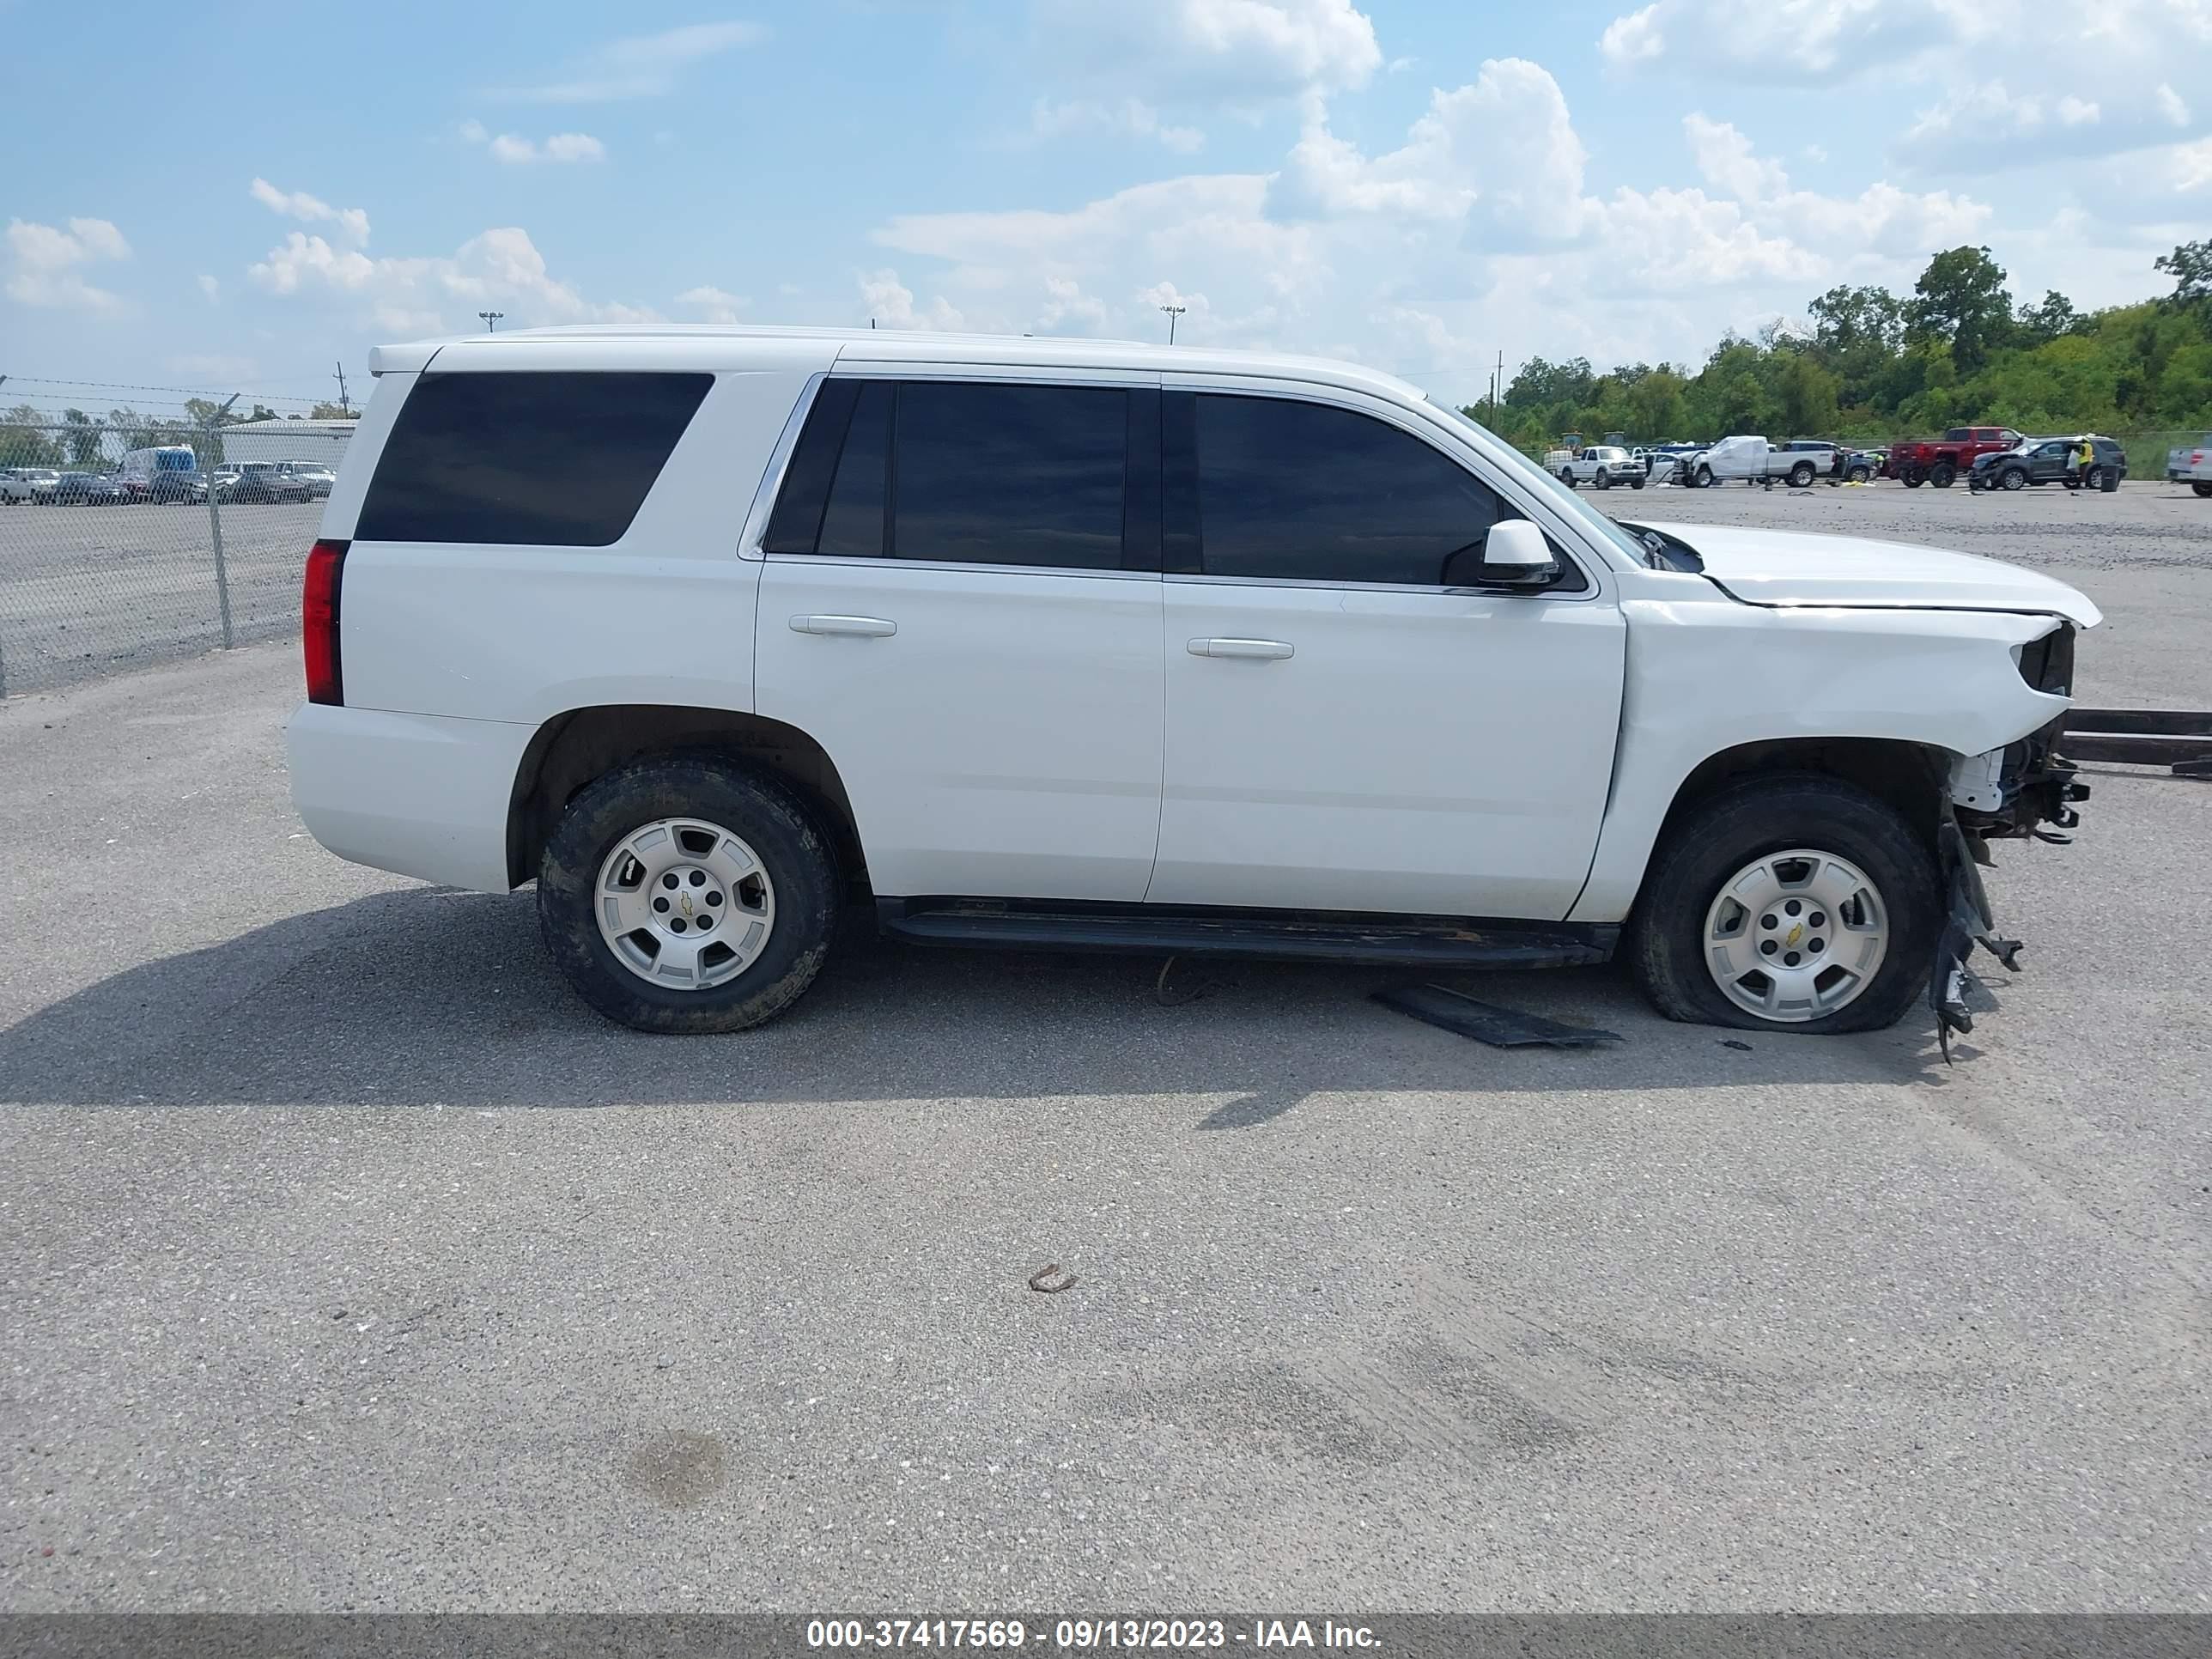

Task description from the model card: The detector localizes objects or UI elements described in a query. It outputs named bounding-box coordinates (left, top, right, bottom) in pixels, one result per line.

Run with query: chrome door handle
left=1188, top=637, right=1293, bottom=660
left=789, top=615, right=896, bottom=637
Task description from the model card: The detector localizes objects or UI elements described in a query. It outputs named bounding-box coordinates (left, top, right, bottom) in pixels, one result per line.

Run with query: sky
left=3, top=0, right=2209, bottom=416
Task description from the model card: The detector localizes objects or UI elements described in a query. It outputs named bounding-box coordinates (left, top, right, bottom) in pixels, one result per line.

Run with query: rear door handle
left=789, top=615, right=897, bottom=638
left=1188, top=637, right=1293, bottom=660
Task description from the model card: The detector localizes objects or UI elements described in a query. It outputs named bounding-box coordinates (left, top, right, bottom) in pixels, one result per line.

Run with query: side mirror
left=1470, top=520, right=1558, bottom=588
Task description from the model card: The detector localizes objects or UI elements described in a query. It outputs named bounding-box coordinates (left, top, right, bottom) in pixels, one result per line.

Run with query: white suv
left=287, top=325, right=2097, bottom=1042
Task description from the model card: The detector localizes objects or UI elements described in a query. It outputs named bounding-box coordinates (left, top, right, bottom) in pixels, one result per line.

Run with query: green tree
left=2154, top=239, right=2212, bottom=313
left=1905, top=246, right=2014, bottom=374
left=1624, top=367, right=1689, bottom=441
left=1, top=404, right=63, bottom=467
left=2014, top=289, right=2085, bottom=347
left=1776, top=353, right=1840, bottom=436
left=1807, top=284, right=1903, bottom=355
left=1504, top=355, right=1597, bottom=411
left=308, top=400, right=356, bottom=420
left=60, top=408, right=106, bottom=465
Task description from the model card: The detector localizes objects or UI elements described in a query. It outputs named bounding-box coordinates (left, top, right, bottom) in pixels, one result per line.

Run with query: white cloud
left=488, top=21, right=765, bottom=103
left=1031, top=98, right=1205, bottom=154
left=198, top=273, right=220, bottom=301
left=2155, top=83, right=2192, bottom=126
left=1684, top=114, right=1789, bottom=204
left=860, top=269, right=964, bottom=331
left=459, top=118, right=488, bottom=143
left=1599, top=0, right=1957, bottom=82
left=678, top=284, right=747, bottom=323
left=4, top=216, right=131, bottom=311
left=248, top=177, right=369, bottom=244
left=1898, top=77, right=2207, bottom=173
left=248, top=224, right=660, bottom=332
left=2057, top=95, right=2101, bottom=126
left=1033, top=0, right=1381, bottom=107
left=866, top=55, right=2002, bottom=398
left=471, top=129, right=606, bottom=164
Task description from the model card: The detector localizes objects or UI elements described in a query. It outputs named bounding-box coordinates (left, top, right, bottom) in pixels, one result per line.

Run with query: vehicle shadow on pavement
left=0, top=889, right=1952, bottom=1111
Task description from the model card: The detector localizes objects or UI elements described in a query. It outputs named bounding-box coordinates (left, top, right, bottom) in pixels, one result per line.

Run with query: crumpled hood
left=1665, top=523, right=2101, bottom=626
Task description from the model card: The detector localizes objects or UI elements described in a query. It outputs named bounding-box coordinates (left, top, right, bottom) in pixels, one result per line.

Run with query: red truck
left=1883, top=425, right=2024, bottom=489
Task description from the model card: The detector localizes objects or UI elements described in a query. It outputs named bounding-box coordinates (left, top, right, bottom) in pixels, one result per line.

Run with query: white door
left=1146, top=389, right=1626, bottom=921
left=753, top=375, right=1164, bottom=902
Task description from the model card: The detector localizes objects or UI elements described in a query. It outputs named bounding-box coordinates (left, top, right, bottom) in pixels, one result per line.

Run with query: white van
left=287, top=325, right=2095, bottom=1041
left=118, top=444, right=204, bottom=502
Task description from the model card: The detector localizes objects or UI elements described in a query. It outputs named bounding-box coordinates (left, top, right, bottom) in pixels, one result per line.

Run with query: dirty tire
left=1694, top=465, right=1715, bottom=488
left=538, top=756, right=839, bottom=1034
left=1849, top=465, right=1871, bottom=483
left=2099, top=467, right=2119, bottom=493
left=1627, top=775, right=1939, bottom=1036
left=1787, top=460, right=1815, bottom=487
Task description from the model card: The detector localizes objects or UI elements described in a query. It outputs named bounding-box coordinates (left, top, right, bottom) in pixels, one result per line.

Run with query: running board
left=875, top=899, right=1616, bottom=969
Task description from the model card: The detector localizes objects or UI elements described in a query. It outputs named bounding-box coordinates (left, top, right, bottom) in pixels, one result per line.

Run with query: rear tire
left=1787, top=461, right=1815, bottom=487
left=1627, top=775, right=1939, bottom=1036
left=2193, top=481, right=2212, bottom=498
left=538, top=756, right=839, bottom=1034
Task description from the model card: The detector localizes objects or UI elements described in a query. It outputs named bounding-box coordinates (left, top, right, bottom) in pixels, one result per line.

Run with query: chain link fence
left=0, top=418, right=348, bottom=698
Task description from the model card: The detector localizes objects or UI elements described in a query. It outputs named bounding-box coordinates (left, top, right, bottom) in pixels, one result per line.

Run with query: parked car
left=1680, top=436, right=1824, bottom=488
left=1556, top=445, right=1648, bottom=489
left=287, top=325, right=2097, bottom=1045
left=1639, top=442, right=1705, bottom=484
left=0, top=466, right=61, bottom=503
left=228, top=462, right=313, bottom=503
left=50, top=471, right=128, bottom=505
left=118, top=444, right=203, bottom=502
left=2166, top=434, right=2212, bottom=497
left=1970, top=436, right=2124, bottom=493
left=1885, top=426, right=2024, bottom=489
left=210, top=467, right=242, bottom=500
left=280, top=461, right=338, bottom=498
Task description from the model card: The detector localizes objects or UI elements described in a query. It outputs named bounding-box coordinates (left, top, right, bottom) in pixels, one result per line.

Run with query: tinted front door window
left=1192, top=394, right=1512, bottom=586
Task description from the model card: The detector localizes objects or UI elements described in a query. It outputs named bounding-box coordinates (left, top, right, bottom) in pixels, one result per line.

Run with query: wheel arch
left=507, top=704, right=866, bottom=893
left=1640, top=736, right=1949, bottom=881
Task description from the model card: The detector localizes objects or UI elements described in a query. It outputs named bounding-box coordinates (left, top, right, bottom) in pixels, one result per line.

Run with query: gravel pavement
left=0, top=490, right=2208, bottom=1613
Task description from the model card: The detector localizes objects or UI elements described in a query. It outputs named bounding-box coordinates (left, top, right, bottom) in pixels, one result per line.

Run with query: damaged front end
left=1932, top=623, right=2093, bottom=1057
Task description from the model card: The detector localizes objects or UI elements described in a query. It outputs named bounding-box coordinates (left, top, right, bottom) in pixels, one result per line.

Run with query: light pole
left=1159, top=303, right=1186, bottom=345
left=477, top=311, right=504, bottom=333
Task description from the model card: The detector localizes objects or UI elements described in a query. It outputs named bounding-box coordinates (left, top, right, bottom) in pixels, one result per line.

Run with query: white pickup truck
left=1680, top=436, right=1828, bottom=489
left=1553, top=445, right=1648, bottom=489
left=2168, top=434, right=2212, bottom=497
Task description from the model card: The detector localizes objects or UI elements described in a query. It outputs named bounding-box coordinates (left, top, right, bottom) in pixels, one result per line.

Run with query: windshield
left=1449, top=408, right=1651, bottom=569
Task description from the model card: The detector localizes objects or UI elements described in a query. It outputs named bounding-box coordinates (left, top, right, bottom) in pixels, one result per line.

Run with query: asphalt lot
left=0, top=499, right=320, bottom=696
left=1, top=488, right=2209, bottom=1612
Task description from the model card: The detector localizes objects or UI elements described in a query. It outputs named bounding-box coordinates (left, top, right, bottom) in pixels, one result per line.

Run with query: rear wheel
left=538, top=757, right=839, bottom=1034
left=2193, top=482, right=2212, bottom=498
left=1787, top=460, right=1815, bottom=487
left=1559, top=468, right=1577, bottom=487
left=1628, top=775, right=1938, bottom=1035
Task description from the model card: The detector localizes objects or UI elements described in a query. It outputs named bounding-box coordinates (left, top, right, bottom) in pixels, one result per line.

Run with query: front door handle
left=789, top=615, right=897, bottom=638
left=1188, top=637, right=1293, bottom=660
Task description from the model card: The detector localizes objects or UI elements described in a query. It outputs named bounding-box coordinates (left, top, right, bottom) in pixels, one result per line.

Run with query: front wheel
left=2193, top=481, right=2212, bottom=498
left=2002, top=467, right=2027, bottom=491
left=538, top=757, right=839, bottom=1034
left=1595, top=470, right=1612, bottom=489
left=1929, top=461, right=1956, bottom=488
left=1694, top=465, right=1714, bottom=489
left=1628, top=775, right=1938, bottom=1035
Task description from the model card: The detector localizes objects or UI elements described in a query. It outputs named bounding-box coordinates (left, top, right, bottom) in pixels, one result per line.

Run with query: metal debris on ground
left=1372, top=982, right=1621, bottom=1048
left=1028, top=1264, right=1077, bottom=1294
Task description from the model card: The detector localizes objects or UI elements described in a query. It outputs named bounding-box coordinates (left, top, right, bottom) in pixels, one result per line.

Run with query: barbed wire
left=2, top=375, right=326, bottom=405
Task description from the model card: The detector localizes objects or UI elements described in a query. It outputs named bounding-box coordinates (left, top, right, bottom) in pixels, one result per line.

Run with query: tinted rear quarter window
left=357, top=371, right=711, bottom=545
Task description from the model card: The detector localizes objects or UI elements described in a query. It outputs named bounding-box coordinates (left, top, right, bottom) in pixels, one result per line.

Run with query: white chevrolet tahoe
left=287, top=325, right=2097, bottom=1042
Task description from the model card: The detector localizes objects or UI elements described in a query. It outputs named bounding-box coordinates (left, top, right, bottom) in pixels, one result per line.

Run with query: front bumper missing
left=1933, top=717, right=2092, bottom=1058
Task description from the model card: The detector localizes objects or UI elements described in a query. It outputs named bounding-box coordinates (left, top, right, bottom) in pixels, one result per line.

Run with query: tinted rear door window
left=892, top=382, right=1127, bottom=568
left=357, top=371, right=711, bottom=546
left=1190, top=393, right=1515, bottom=586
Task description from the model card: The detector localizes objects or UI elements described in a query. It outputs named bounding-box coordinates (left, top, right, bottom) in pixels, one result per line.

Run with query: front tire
left=538, top=757, right=839, bottom=1034
left=1929, top=461, right=1956, bottom=488
left=1694, top=465, right=1714, bottom=489
left=1595, top=469, right=1612, bottom=490
left=1628, top=775, right=1938, bottom=1035
left=2193, top=481, right=2212, bottom=498
left=2002, top=467, right=2027, bottom=491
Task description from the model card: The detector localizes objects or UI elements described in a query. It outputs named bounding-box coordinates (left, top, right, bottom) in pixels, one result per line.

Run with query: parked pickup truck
left=2168, top=434, right=2212, bottom=497
left=1885, top=426, right=2023, bottom=489
left=1554, top=445, right=1648, bottom=489
left=1680, top=436, right=1826, bottom=488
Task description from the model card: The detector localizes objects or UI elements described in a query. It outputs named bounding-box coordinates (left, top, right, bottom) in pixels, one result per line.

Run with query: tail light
left=302, top=538, right=349, bottom=705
